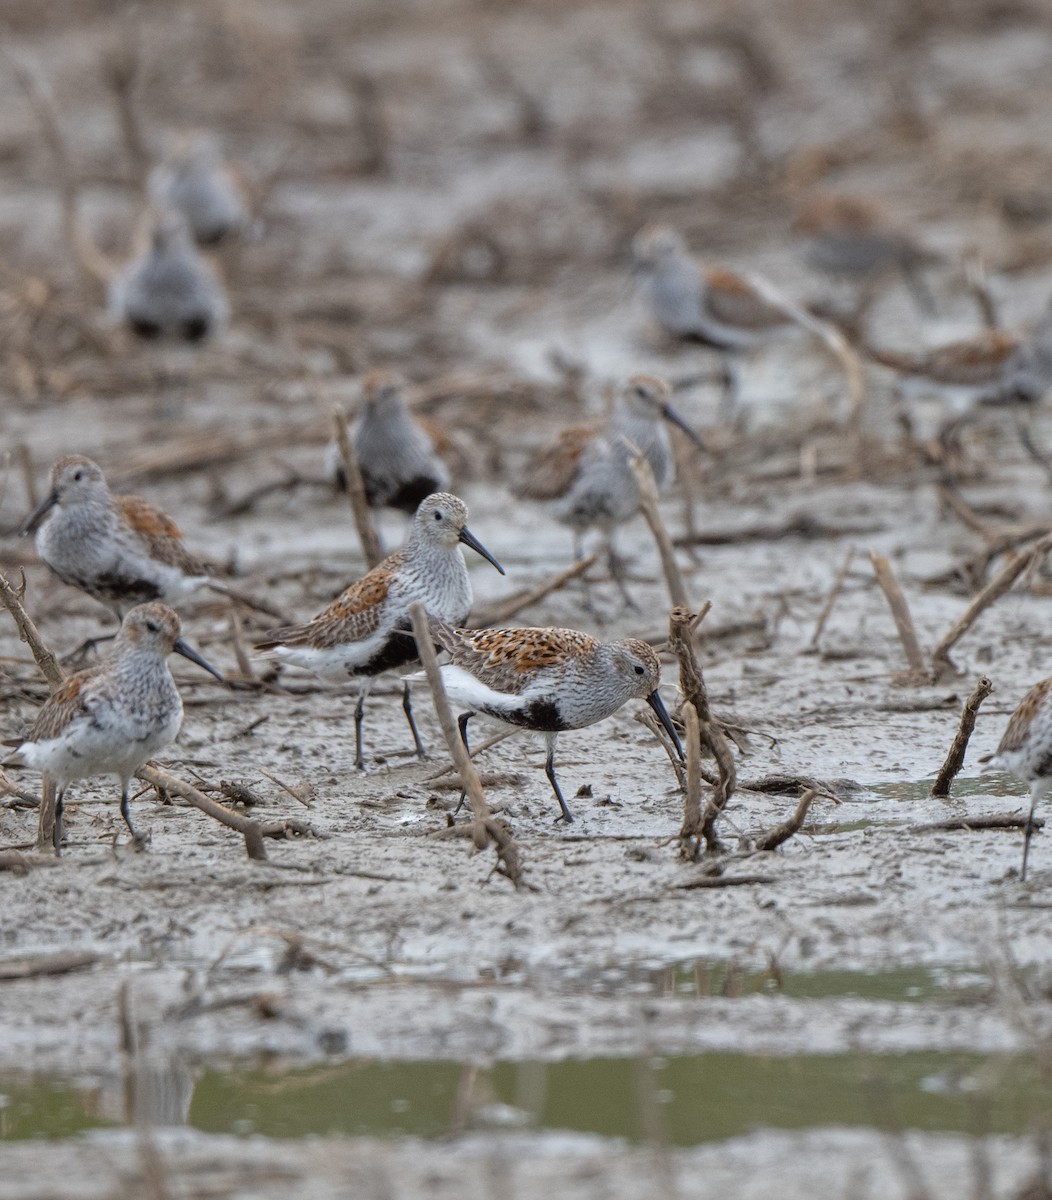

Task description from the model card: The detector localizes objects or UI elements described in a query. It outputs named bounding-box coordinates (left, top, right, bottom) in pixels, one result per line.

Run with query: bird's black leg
left=120, top=782, right=142, bottom=845
left=544, top=739, right=574, bottom=824
left=453, top=712, right=472, bottom=815
left=53, top=789, right=65, bottom=857
left=402, top=681, right=428, bottom=760
left=606, top=541, right=639, bottom=614
left=1022, top=785, right=1041, bottom=882
left=354, top=690, right=366, bottom=770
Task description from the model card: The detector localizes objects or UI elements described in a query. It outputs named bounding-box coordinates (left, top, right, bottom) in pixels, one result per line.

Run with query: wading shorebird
left=19, top=455, right=218, bottom=620
left=863, top=329, right=1052, bottom=411
left=791, top=191, right=936, bottom=317
left=325, top=370, right=452, bottom=512
left=631, top=224, right=797, bottom=412
left=255, top=493, right=505, bottom=769
left=422, top=620, right=684, bottom=823
left=514, top=374, right=703, bottom=606
left=109, top=215, right=229, bottom=342
left=4, top=602, right=223, bottom=855
left=149, top=132, right=252, bottom=247
left=985, top=677, right=1052, bottom=881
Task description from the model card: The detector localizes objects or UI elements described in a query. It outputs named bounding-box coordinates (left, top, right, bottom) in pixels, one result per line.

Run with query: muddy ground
left=3, top=0, right=1052, bottom=1195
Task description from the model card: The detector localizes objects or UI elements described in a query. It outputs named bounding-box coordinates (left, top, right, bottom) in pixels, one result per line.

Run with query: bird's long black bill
left=660, top=403, right=707, bottom=451
left=173, top=637, right=225, bottom=682
left=646, top=689, right=685, bottom=761
left=459, top=525, right=506, bottom=575
left=17, top=490, right=58, bottom=537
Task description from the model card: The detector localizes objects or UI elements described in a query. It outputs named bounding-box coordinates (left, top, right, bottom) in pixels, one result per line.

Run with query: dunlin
left=791, top=191, right=935, bottom=313
left=19, top=455, right=217, bottom=619
left=149, top=132, right=251, bottom=247
left=864, top=327, right=1052, bottom=414
left=255, top=493, right=505, bottom=769
left=109, top=215, right=229, bottom=342
left=631, top=223, right=795, bottom=411
left=515, top=374, right=702, bottom=604
left=424, top=620, right=684, bottom=823
left=326, top=370, right=452, bottom=512
left=5, top=602, right=223, bottom=854
left=985, top=677, right=1052, bottom=880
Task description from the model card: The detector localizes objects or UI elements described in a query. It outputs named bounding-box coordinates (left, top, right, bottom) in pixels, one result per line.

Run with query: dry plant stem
left=754, top=789, right=818, bottom=851
left=332, top=407, right=383, bottom=569
left=912, top=813, right=1045, bottom=833
left=810, top=546, right=855, bottom=649
left=743, top=271, right=866, bottom=437
left=469, top=554, right=598, bottom=627
left=423, top=728, right=518, bottom=780
left=0, top=571, right=65, bottom=690
left=628, top=448, right=689, bottom=609
left=408, top=604, right=488, bottom=838
left=668, top=606, right=736, bottom=851
left=936, top=484, right=996, bottom=540
left=115, top=420, right=330, bottom=485
left=932, top=531, right=1052, bottom=680
left=37, top=775, right=57, bottom=852
left=136, top=765, right=267, bottom=860
left=674, top=873, right=775, bottom=890
left=929, top=675, right=993, bottom=798
left=1, top=47, right=111, bottom=290
left=868, top=550, right=927, bottom=679
left=679, top=704, right=704, bottom=860
left=206, top=581, right=295, bottom=625
left=408, top=602, right=526, bottom=886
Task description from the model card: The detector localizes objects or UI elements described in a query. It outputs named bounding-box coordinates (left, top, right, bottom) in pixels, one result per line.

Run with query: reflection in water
left=1, top=1049, right=1049, bottom=1145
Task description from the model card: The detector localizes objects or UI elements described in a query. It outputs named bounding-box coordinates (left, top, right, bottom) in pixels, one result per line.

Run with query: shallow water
left=2, top=1047, right=1048, bottom=1145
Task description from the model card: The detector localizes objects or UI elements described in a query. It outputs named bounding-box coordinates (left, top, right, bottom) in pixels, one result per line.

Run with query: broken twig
left=332, top=406, right=383, bottom=570
left=628, top=448, right=689, bottom=609
left=932, top=532, right=1052, bottom=680
left=929, top=676, right=993, bottom=798
left=868, top=550, right=927, bottom=681
left=754, top=789, right=818, bottom=851
left=408, top=601, right=525, bottom=887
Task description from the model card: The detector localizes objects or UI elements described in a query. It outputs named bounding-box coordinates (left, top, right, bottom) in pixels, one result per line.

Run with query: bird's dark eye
left=145, top=620, right=159, bottom=633
left=634, top=664, right=645, bottom=675
left=434, top=511, right=442, bottom=521
left=635, top=385, right=647, bottom=399
left=73, top=471, right=83, bottom=482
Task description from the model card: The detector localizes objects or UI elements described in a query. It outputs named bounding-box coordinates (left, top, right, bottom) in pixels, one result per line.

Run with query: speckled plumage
left=20, top=456, right=216, bottom=617
left=987, top=677, right=1052, bottom=880
left=326, top=371, right=451, bottom=512
left=6, top=602, right=222, bottom=854
left=866, top=325, right=1052, bottom=411
left=426, top=619, right=683, bottom=822
left=255, top=492, right=505, bottom=768
left=109, top=216, right=229, bottom=342
left=515, top=375, right=701, bottom=600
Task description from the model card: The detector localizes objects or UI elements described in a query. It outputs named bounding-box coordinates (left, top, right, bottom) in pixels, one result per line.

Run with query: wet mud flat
left=4, top=0, right=1052, bottom=1194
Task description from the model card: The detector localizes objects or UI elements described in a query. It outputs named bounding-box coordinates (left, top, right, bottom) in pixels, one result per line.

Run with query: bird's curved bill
left=646, top=689, right=685, bottom=761
left=173, top=637, right=225, bottom=683
left=458, top=526, right=506, bottom=575
left=660, top=403, right=707, bottom=450
left=17, top=490, right=58, bottom=537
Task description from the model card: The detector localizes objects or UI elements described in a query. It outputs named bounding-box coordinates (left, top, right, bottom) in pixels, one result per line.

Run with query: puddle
left=868, top=778, right=1025, bottom=803
left=646, top=961, right=989, bottom=1003
left=0, top=1051, right=1047, bottom=1144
